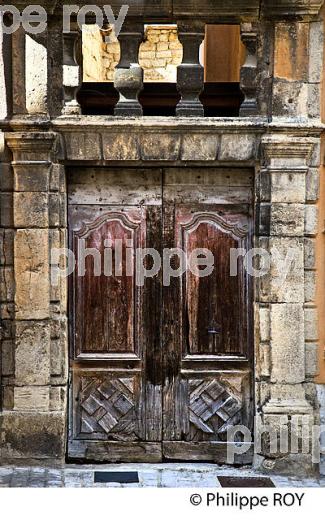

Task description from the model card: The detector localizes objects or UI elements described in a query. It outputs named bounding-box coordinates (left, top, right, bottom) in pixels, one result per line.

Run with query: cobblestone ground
left=0, top=464, right=324, bottom=488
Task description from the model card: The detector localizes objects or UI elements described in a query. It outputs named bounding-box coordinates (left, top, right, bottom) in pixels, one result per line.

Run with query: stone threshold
left=0, top=464, right=324, bottom=488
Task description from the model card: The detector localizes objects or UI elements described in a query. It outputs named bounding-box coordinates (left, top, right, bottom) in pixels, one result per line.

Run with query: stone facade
left=0, top=0, right=325, bottom=477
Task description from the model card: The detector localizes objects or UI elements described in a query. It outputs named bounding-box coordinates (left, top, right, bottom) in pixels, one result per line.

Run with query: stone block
left=304, top=238, right=315, bottom=268
left=219, top=134, right=256, bottom=161
left=0, top=163, right=14, bottom=191
left=256, top=381, right=271, bottom=408
left=259, top=306, right=270, bottom=342
left=180, top=134, right=218, bottom=161
left=309, top=21, right=324, bottom=83
left=102, top=133, right=140, bottom=161
left=305, top=343, right=319, bottom=377
left=304, top=270, right=316, bottom=303
left=269, top=382, right=307, bottom=403
left=0, top=411, right=66, bottom=460
left=14, top=192, right=48, bottom=228
left=308, top=84, right=320, bottom=119
left=15, top=321, right=51, bottom=386
left=141, top=50, right=155, bottom=59
left=50, top=322, right=68, bottom=382
left=304, top=205, right=318, bottom=236
left=49, top=164, right=65, bottom=192
left=140, top=41, right=156, bottom=52
left=260, top=343, right=271, bottom=377
left=270, top=170, right=305, bottom=203
left=308, top=140, right=321, bottom=167
left=14, top=229, right=49, bottom=320
left=49, top=193, right=60, bottom=227
left=65, top=132, right=102, bottom=161
left=274, top=22, right=309, bottom=82
left=270, top=204, right=304, bottom=236
left=270, top=303, right=305, bottom=384
left=270, top=237, right=304, bottom=303
left=306, top=168, right=319, bottom=201
left=0, top=266, right=14, bottom=302
left=156, top=50, right=172, bottom=59
left=59, top=193, right=67, bottom=228
left=140, top=133, right=180, bottom=161
left=50, top=387, right=67, bottom=412
left=0, top=229, right=14, bottom=266
left=14, top=386, right=50, bottom=411
left=0, top=193, right=13, bottom=227
left=304, top=307, right=318, bottom=341
left=259, top=237, right=304, bottom=303
left=13, top=163, right=50, bottom=192
left=272, top=80, right=308, bottom=118
left=1, top=339, right=14, bottom=376
left=157, top=42, right=168, bottom=51
left=2, top=387, right=14, bottom=410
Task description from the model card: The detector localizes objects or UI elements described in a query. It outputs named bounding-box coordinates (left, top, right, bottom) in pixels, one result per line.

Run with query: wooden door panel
left=69, top=206, right=145, bottom=360
left=176, top=207, right=250, bottom=359
left=68, top=169, right=163, bottom=461
left=74, top=371, right=142, bottom=441
left=162, top=169, right=253, bottom=458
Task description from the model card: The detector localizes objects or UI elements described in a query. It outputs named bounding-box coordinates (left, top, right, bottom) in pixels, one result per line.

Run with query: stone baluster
left=176, top=21, right=205, bottom=117
left=114, top=22, right=144, bottom=116
left=239, top=23, right=258, bottom=117
left=62, top=31, right=81, bottom=116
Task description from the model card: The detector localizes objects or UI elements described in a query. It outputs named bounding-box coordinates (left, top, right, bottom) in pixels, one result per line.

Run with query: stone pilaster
left=255, top=134, right=319, bottom=474
left=1, top=132, right=67, bottom=462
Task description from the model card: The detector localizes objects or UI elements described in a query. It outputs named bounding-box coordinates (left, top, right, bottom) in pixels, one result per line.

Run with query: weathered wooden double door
left=68, top=167, right=253, bottom=462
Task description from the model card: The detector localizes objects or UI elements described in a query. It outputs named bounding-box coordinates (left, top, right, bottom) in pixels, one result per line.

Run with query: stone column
left=176, top=21, right=205, bottom=117
left=1, top=132, right=67, bottom=462
left=256, top=135, right=318, bottom=474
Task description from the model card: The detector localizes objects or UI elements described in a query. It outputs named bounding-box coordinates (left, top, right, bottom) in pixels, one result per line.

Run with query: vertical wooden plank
left=144, top=205, right=163, bottom=441
left=162, top=201, right=185, bottom=440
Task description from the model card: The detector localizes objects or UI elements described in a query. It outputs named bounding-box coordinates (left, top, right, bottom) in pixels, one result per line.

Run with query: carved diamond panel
left=188, top=379, right=242, bottom=438
left=78, top=377, right=138, bottom=440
